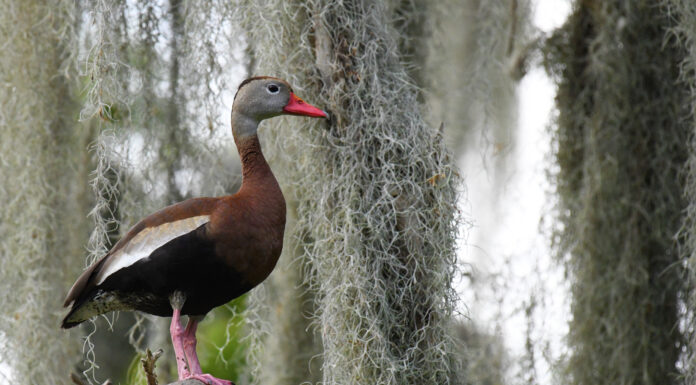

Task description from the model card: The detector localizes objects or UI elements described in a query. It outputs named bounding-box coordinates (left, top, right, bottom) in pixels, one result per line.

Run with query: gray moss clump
left=0, top=1, right=92, bottom=383
left=664, top=1, right=696, bottom=383
left=240, top=1, right=462, bottom=384
left=426, top=0, right=532, bottom=155
left=544, top=2, right=689, bottom=384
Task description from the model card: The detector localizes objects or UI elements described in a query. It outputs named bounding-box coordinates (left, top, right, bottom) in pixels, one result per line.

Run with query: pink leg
left=182, top=317, right=233, bottom=385
left=169, top=292, right=232, bottom=385
left=183, top=317, right=202, bottom=374
left=169, top=308, right=190, bottom=379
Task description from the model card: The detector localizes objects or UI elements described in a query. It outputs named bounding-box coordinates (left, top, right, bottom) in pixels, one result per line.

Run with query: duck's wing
left=62, top=197, right=218, bottom=310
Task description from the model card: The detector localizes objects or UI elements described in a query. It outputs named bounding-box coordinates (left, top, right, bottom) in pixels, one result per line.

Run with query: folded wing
left=62, top=198, right=217, bottom=327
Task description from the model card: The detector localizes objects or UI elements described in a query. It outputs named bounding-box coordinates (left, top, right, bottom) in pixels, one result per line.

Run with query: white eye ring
left=267, top=84, right=280, bottom=94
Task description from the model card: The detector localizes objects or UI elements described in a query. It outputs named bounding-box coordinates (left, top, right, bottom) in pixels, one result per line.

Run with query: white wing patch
left=96, top=215, right=210, bottom=285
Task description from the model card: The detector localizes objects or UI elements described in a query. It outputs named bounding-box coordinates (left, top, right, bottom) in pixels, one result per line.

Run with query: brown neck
left=234, top=133, right=286, bottom=232
left=235, top=134, right=273, bottom=188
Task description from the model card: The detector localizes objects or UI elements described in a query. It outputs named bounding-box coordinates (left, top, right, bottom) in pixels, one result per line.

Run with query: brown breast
left=208, top=166, right=286, bottom=287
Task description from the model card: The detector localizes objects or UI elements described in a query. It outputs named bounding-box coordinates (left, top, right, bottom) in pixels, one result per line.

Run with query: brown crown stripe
left=234, top=76, right=293, bottom=100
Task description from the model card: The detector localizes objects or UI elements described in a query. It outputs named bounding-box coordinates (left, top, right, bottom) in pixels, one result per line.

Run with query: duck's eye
left=267, top=84, right=280, bottom=94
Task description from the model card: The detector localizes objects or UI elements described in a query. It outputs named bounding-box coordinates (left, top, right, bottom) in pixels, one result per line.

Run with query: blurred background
left=3, top=1, right=696, bottom=385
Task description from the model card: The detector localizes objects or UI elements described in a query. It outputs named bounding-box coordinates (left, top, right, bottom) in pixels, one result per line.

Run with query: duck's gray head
left=231, top=76, right=327, bottom=138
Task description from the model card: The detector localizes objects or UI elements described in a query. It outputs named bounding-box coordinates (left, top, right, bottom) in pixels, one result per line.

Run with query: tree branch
left=141, top=348, right=163, bottom=385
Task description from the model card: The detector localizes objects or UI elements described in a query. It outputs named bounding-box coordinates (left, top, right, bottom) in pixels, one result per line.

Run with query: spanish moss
left=241, top=1, right=462, bottom=384
left=544, top=2, right=689, bottom=384
left=0, top=1, right=89, bottom=383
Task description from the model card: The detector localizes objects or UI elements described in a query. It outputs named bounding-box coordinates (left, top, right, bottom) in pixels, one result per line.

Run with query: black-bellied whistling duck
left=62, top=77, right=327, bottom=385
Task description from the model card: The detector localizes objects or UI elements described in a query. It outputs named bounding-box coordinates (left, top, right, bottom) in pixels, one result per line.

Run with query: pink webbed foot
left=185, top=373, right=233, bottom=385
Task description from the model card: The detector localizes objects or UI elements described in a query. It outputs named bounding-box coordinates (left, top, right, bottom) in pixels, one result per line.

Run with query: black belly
left=98, top=226, right=254, bottom=317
